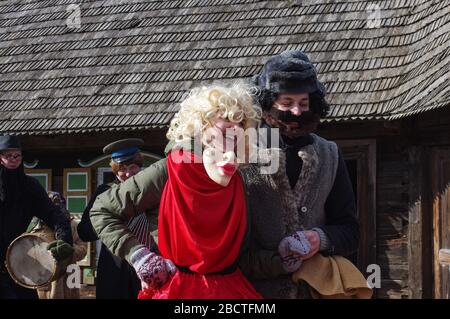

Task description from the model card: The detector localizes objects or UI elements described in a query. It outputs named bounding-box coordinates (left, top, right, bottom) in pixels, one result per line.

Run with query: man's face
left=116, top=163, right=141, bottom=182
left=273, top=93, right=310, bottom=118
left=0, top=149, right=22, bottom=169
left=264, top=93, right=319, bottom=138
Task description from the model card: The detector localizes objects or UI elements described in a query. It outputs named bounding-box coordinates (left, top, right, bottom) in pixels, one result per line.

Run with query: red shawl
left=158, top=150, right=247, bottom=274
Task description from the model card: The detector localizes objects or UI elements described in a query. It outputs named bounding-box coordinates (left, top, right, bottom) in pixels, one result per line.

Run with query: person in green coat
left=89, top=83, right=264, bottom=298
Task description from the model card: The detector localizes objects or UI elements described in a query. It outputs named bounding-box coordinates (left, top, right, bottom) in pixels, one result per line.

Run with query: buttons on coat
left=301, top=206, right=308, bottom=213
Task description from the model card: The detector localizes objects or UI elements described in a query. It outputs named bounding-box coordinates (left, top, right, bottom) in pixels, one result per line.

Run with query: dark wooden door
left=432, top=148, right=450, bottom=299
left=337, top=140, right=377, bottom=273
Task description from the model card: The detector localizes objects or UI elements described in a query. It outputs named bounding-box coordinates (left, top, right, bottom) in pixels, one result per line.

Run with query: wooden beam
left=439, top=249, right=450, bottom=265
left=431, top=148, right=442, bottom=299
left=407, top=146, right=424, bottom=299
left=19, top=130, right=168, bottom=152
left=420, top=146, right=434, bottom=298
left=318, top=121, right=401, bottom=140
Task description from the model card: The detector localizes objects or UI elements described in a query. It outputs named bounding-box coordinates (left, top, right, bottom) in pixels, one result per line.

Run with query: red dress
left=138, top=150, right=261, bottom=299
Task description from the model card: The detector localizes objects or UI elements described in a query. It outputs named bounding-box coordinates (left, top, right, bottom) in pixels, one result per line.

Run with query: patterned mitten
left=278, top=231, right=311, bottom=272
left=131, top=247, right=177, bottom=288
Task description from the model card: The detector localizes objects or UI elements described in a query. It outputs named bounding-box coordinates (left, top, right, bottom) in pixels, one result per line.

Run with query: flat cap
left=103, top=138, right=144, bottom=163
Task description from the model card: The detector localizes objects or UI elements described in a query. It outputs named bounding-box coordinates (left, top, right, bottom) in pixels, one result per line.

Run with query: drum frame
left=5, top=229, right=64, bottom=289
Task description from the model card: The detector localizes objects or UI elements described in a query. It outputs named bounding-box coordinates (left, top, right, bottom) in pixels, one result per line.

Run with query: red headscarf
left=158, top=149, right=247, bottom=274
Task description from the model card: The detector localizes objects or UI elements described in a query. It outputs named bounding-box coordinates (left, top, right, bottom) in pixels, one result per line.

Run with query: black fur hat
left=253, top=50, right=329, bottom=117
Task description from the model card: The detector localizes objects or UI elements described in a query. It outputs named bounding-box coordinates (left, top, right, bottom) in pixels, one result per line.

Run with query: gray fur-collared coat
left=238, top=134, right=360, bottom=298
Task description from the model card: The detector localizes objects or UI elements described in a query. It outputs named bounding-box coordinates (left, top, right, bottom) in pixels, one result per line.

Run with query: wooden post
left=407, top=146, right=423, bottom=298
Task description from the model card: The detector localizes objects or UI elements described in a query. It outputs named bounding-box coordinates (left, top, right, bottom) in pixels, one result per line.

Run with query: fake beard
left=263, top=108, right=320, bottom=138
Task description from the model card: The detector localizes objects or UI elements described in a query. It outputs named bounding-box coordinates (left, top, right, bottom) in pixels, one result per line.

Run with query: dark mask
left=263, top=108, right=320, bottom=138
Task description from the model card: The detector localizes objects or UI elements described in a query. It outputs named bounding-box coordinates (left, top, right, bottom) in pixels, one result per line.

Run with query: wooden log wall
left=376, top=135, right=410, bottom=298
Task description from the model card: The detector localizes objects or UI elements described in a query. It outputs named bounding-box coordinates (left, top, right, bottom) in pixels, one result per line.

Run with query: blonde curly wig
left=167, top=83, right=262, bottom=142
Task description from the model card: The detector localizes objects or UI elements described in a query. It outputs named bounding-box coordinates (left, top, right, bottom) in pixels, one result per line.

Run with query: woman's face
left=116, top=163, right=141, bottom=182
left=202, top=118, right=244, bottom=186
left=0, top=149, right=22, bottom=169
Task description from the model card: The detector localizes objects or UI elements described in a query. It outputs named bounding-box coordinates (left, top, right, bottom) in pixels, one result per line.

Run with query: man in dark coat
left=237, top=50, right=360, bottom=298
left=0, top=135, right=73, bottom=299
left=77, top=138, right=154, bottom=299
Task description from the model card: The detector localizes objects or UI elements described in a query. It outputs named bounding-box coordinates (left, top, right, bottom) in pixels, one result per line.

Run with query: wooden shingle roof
left=0, top=0, right=449, bottom=135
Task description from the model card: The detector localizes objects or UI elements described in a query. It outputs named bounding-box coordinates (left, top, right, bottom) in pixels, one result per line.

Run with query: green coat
left=89, top=156, right=287, bottom=280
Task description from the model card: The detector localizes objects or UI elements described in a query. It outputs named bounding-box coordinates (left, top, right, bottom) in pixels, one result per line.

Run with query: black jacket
left=0, top=169, right=72, bottom=266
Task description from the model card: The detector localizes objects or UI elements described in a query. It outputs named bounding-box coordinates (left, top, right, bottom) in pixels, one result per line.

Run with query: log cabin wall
left=376, top=134, right=410, bottom=298
left=320, top=107, right=450, bottom=299
left=320, top=121, right=411, bottom=299
left=414, top=107, right=450, bottom=299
